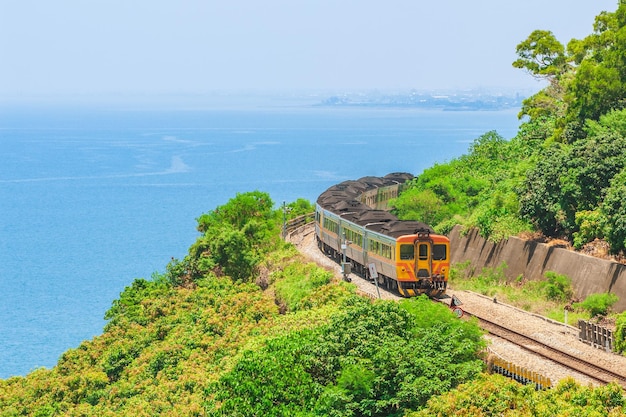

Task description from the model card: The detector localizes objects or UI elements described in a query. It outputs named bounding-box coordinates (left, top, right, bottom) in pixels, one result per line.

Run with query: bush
left=207, top=296, right=485, bottom=416
left=573, top=293, right=619, bottom=318
left=408, top=374, right=625, bottom=417
left=284, top=198, right=315, bottom=219
left=473, top=263, right=508, bottom=294
left=572, top=210, right=603, bottom=250
left=273, top=263, right=333, bottom=312
left=541, top=271, right=573, bottom=302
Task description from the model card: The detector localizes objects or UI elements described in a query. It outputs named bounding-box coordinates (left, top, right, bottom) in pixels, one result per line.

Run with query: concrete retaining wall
left=449, top=226, right=626, bottom=312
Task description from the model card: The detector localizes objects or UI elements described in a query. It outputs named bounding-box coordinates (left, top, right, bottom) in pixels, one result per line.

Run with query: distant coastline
left=317, top=90, right=526, bottom=111
left=0, top=89, right=531, bottom=112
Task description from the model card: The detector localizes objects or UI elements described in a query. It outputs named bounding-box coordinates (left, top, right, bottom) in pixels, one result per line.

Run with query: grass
left=449, top=261, right=594, bottom=326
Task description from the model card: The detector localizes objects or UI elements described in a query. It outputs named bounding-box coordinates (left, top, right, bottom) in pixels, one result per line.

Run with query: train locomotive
left=315, top=173, right=450, bottom=297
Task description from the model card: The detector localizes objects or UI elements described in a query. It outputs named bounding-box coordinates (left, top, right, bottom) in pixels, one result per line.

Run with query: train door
left=415, top=241, right=431, bottom=278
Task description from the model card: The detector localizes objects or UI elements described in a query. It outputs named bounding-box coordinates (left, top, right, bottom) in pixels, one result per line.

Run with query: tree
left=518, top=143, right=569, bottom=236
left=565, top=4, right=626, bottom=128
left=189, top=191, right=279, bottom=282
left=513, top=30, right=568, bottom=79
left=206, top=224, right=258, bottom=281
left=518, top=116, right=626, bottom=240
left=513, top=30, right=571, bottom=122
left=196, top=190, right=275, bottom=233
left=601, top=167, right=626, bottom=254
left=208, top=296, right=485, bottom=416
left=285, top=198, right=315, bottom=219
left=513, top=4, right=626, bottom=140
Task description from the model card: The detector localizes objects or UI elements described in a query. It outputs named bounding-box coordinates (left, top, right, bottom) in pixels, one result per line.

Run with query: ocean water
left=0, top=103, right=521, bottom=378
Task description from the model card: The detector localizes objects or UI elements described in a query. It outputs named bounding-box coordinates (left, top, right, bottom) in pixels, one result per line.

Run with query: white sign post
left=368, top=263, right=381, bottom=299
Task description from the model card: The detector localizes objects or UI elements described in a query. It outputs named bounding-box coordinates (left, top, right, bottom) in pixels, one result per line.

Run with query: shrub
left=572, top=210, right=603, bottom=249
left=408, top=374, right=626, bottom=416
left=273, top=263, right=333, bottom=312
left=573, top=293, right=619, bottom=318
left=541, top=271, right=573, bottom=302
left=207, top=296, right=485, bottom=416
left=284, top=198, right=315, bottom=219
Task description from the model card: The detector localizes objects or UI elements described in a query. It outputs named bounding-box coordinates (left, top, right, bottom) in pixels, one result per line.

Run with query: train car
left=315, top=173, right=449, bottom=297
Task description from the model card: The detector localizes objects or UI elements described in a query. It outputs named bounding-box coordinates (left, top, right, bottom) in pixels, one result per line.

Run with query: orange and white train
left=315, top=173, right=449, bottom=297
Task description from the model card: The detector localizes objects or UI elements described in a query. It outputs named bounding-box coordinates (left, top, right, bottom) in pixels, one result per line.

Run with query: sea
left=0, top=98, right=522, bottom=379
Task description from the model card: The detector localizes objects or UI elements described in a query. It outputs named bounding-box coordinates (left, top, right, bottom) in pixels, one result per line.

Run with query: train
left=315, top=173, right=450, bottom=297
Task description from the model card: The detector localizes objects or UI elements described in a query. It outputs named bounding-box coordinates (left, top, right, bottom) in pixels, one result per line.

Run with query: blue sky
left=0, top=0, right=619, bottom=100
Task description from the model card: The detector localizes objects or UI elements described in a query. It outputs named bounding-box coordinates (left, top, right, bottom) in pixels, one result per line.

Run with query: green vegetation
left=450, top=262, right=588, bottom=325
left=284, top=198, right=316, bottom=219
left=0, top=193, right=487, bottom=416
left=392, top=1, right=626, bottom=359
left=1, top=190, right=623, bottom=415
left=574, top=293, right=620, bottom=318
left=408, top=374, right=625, bottom=417
left=392, top=130, right=535, bottom=240
left=207, top=296, right=485, bottom=417
left=450, top=261, right=626, bottom=353
left=393, top=3, right=626, bottom=256
left=542, top=271, right=574, bottom=302
left=6, top=4, right=626, bottom=414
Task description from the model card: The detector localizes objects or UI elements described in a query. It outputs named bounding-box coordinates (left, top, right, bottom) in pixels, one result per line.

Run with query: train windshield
left=400, top=244, right=414, bottom=260
left=433, top=244, right=447, bottom=260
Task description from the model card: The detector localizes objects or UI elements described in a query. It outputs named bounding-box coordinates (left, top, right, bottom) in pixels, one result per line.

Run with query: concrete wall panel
left=449, top=226, right=626, bottom=311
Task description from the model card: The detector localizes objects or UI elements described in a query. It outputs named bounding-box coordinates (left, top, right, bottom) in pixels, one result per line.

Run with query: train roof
left=317, top=172, right=437, bottom=238
left=316, top=173, right=414, bottom=206
left=379, top=220, right=434, bottom=237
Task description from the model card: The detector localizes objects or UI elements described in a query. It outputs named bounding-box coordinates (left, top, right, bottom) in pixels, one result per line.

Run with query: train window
left=433, top=244, right=447, bottom=260
left=418, top=244, right=428, bottom=260
left=324, top=218, right=338, bottom=234
left=400, top=244, right=414, bottom=260
left=344, top=229, right=363, bottom=247
left=368, top=239, right=392, bottom=259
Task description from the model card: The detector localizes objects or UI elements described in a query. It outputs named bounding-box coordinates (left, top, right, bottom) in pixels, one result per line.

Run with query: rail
left=283, top=212, right=315, bottom=239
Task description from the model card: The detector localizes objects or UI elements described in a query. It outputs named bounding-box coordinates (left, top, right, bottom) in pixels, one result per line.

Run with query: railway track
left=465, top=310, right=626, bottom=388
